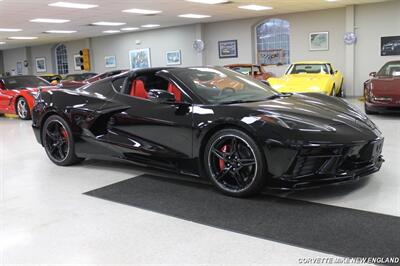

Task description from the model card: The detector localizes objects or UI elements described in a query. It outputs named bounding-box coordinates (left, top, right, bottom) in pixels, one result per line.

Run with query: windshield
left=3, top=76, right=50, bottom=90
left=377, top=62, right=400, bottom=77
left=171, top=67, right=278, bottom=104
left=287, top=64, right=329, bottom=74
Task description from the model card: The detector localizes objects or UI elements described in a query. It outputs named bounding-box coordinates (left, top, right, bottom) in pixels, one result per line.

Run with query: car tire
left=42, top=115, right=84, bottom=166
left=330, top=85, right=336, bottom=96
left=336, top=80, right=345, bottom=97
left=16, top=97, right=31, bottom=120
left=204, top=128, right=267, bottom=197
left=364, top=103, right=377, bottom=115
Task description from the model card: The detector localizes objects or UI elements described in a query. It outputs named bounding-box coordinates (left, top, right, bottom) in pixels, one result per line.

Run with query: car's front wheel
left=16, top=97, right=31, bottom=120
left=204, top=129, right=267, bottom=197
left=42, top=115, right=84, bottom=166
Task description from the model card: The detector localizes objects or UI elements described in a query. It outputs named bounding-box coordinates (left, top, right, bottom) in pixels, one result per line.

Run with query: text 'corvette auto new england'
left=32, top=67, right=383, bottom=197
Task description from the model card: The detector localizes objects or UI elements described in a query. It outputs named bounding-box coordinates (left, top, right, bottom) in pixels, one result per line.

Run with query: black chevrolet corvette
left=32, top=67, right=384, bottom=197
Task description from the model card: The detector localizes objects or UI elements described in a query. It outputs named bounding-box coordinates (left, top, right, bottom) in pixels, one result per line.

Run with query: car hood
left=269, top=74, right=331, bottom=93
left=236, top=93, right=379, bottom=136
left=370, top=77, right=400, bottom=98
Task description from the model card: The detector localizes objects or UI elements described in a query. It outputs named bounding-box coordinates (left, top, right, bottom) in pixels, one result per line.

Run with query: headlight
left=260, top=115, right=336, bottom=132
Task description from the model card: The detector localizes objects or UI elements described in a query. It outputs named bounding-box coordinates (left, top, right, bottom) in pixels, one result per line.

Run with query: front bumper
left=266, top=139, right=384, bottom=190
left=365, top=101, right=400, bottom=113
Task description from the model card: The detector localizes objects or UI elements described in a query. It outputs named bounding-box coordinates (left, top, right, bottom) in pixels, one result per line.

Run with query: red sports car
left=364, top=60, right=400, bottom=114
left=0, top=75, right=54, bottom=120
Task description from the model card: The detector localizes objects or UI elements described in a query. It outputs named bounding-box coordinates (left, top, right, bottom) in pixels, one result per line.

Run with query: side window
left=112, top=77, right=126, bottom=92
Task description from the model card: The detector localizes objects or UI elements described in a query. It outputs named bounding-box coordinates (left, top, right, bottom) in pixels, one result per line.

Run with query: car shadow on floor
left=79, top=158, right=371, bottom=201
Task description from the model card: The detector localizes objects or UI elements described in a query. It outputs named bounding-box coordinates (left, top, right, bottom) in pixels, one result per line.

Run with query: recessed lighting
left=48, top=2, right=98, bottom=9
left=0, top=42, right=6, bottom=45
left=0, top=28, right=22, bottom=32
left=91, top=21, right=126, bottom=26
left=8, top=36, right=38, bottom=40
left=45, top=30, right=77, bottom=34
left=121, top=27, right=139, bottom=31
left=122, top=8, right=162, bottom=15
left=141, top=24, right=160, bottom=28
left=103, top=30, right=121, bottom=34
left=185, top=0, right=229, bottom=4
left=325, top=0, right=339, bottom=2
left=179, top=14, right=211, bottom=19
left=238, top=5, right=273, bottom=11
left=30, top=18, right=70, bottom=23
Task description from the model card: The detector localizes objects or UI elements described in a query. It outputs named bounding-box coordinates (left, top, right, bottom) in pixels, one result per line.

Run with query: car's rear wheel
left=16, top=97, right=31, bottom=120
left=42, top=115, right=84, bottom=166
left=204, top=129, right=267, bottom=197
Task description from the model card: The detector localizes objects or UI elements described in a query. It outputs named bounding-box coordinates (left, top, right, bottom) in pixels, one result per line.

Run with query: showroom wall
left=204, top=7, right=346, bottom=78
left=354, top=0, right=400, bottom=95
left=91, top=24, right=201, bottom=73
left=2, top=47, right=29, bottom=75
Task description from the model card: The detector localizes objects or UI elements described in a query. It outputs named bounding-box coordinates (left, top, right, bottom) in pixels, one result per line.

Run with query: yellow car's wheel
left=330, top=85, right=336, bottom=96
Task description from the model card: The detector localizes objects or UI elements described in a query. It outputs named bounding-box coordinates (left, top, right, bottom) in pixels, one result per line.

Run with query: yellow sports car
left=268, top=61, right=344, bottom=97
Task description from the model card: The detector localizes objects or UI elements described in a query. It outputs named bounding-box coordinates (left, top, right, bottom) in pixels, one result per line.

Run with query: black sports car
left=32, top=67, right=384, bottom=197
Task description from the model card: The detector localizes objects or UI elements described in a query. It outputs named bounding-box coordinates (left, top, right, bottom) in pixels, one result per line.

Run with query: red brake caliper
left=219, top=145, right=228, bottom=171
left=60, top=127, right=68, bottom=141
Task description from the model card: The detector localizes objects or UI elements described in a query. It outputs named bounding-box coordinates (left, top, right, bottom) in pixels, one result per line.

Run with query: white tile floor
left=0, top=98, right=398, bottom=265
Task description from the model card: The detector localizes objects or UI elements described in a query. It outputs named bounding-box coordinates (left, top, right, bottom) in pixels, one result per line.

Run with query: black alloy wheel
left=16, top=97, right=31, bottom=120
left=42, top=115, right=83, bottom=166
left=205, top=129, right=267, bottom=197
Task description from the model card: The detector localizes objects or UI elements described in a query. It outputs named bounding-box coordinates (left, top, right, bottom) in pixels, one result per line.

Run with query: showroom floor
left=1, top=98, right=399, bottom=265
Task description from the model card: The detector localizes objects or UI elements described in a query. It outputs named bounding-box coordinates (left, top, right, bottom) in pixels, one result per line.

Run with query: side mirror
left=369, top=72, right=377, bottom=77
left=148, top=89, right=176, bottom=103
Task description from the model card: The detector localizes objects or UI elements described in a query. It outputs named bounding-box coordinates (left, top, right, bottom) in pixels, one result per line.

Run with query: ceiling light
left=103, top=30, right=121, bottom=34
left=122, top=8, right=162, bottom=15
left=0, top=28, right=22, bottom=32
left=91, top=21, right=126, bottom=26
left=185, top=0, right=229, bottom=4
left=179, top=14, right=211, bottom=19
left=141, top=24, right=160, bottom=28
left=121, top=27, right=139, bottom=31
left=238, top=5, right=273, bottom=11
left=45, top=30, right=77, bottom=34
left=30, top=18, right=70, bottom=23
left=8, top=36, right=38, bottom=40
left=0, top=42, right=6, bottom=45
left=48, top=2, right=98, bottom=9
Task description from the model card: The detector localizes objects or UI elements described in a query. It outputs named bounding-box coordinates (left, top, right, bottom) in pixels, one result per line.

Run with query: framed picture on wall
left=381, top=36, right=400, bottom=56
left=309, top=32, right=329, bottom=51
left=218, top=40, right=238, bottom=58
left=129, top=48, right=151, bottom=69
left=16, top=61, right=23, bottom=75
left=166, top=50, right=181, bottom=65
left=105, top=56, right=116, bottom=68
left=35, top=57, right=47, bottom=73
left=74, top=55, right=83, bottom=71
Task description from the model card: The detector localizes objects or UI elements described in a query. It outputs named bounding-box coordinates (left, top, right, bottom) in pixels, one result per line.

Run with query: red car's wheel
left=16, top=97, right=31, bottom=120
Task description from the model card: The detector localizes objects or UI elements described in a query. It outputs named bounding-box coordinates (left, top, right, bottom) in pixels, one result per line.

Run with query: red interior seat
left=167, top=83, right=182, bottom=102
left=130, top=80, right=148, bottom=99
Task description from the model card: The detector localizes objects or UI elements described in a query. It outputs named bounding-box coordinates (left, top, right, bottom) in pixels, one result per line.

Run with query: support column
left=345, top=5, right=356, bottom=96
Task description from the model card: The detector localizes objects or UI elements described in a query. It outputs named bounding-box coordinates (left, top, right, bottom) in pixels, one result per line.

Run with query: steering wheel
left=219, top=87, right=236, bottom=97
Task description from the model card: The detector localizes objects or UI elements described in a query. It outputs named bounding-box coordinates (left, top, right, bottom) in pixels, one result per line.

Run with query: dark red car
left=224, top=64, right=274, bottom=81
left=0, top=75, right=54, bottom=120
left=59, top=70, right=128, bottom=89
left=364, top=61, right=400, bottom=114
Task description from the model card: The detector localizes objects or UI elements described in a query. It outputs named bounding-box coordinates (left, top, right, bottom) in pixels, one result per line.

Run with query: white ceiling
left=0, top=0, right=390, bottom=50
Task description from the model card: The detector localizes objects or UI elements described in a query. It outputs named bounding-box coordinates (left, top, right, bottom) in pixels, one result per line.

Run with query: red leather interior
left=130, top=80, right=148, bottom=99
left=167, top=83, right=182, bottom=102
